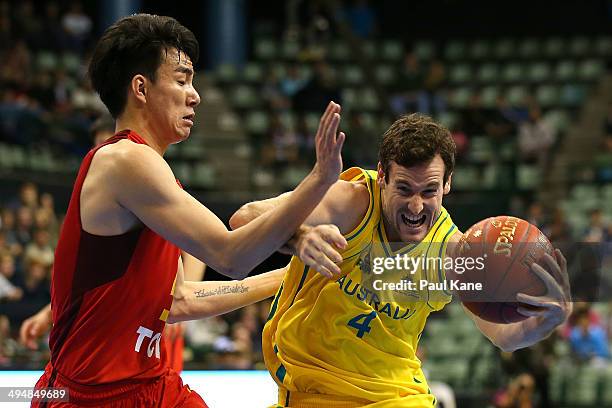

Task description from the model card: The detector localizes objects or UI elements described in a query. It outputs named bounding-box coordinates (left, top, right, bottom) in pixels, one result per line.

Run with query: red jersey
left=48, top=130, right=180, bottom=384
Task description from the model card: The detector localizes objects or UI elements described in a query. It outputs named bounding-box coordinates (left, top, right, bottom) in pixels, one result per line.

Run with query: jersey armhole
left=342, top=169, right=376, bottom=243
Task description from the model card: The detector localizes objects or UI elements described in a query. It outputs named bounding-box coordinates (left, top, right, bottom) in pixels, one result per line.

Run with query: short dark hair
left=88, top=14, right=199, bottom=118
left=378, top=113, right=456, bottom=184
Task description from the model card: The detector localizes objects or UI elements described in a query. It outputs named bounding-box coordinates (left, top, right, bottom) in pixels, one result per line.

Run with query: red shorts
left=32, top=366, right=207, bottom=407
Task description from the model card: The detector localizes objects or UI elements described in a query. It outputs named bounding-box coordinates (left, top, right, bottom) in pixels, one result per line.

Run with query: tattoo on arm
left=194, top=283, right=249, bottom=298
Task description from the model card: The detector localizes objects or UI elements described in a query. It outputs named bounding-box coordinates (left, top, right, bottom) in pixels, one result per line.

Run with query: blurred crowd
left=0, top=0, right=106, bottom=157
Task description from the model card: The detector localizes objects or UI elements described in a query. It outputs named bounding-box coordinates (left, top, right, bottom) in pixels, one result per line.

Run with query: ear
left=443, top=173, right=452, bottom=195
left=130, top=74, right=147, bottom=104
left=376, top=162, right=386, bottom=189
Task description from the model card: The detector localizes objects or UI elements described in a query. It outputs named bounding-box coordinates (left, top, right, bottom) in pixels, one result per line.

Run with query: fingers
left=334, top=131, right=346, bottom=157
left=318, top=225, right=348, bottom=250
left=316, top=102, right=341, bottom=144
left=516, top=305, right=547, bottom=318
left=530, top=261, right=564, bottom=300
left=516, top=292, right=550, bottom=308
left=19, top=321, right=40, bottom=350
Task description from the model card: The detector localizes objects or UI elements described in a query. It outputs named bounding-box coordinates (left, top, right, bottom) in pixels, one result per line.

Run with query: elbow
left=216, top=257, right=250, bottom=280
left=229, top=206, right=250, bottom=230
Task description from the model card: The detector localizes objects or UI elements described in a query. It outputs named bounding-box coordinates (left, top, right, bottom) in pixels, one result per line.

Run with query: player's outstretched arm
left=168, top=264, right=287, bottom=323
left=229, top=179, right=369, bottom=277
left=19, top=303, right=52, bottom=350
left=105, top=102, right=344, bottom=279
left=464, top=249, right=572, bottom=352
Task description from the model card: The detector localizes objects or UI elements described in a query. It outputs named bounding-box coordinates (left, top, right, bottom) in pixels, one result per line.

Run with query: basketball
left=449, top=216, right=556, bottom=324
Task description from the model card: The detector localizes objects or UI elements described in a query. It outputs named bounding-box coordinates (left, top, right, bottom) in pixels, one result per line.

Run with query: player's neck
left=115, top=114, right=168, bottom=156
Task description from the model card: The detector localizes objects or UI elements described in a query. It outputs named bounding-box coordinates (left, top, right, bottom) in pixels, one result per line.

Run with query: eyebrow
left=175, top=66, right=194, bottom=76
left=396, top=180, right=440, bottom=189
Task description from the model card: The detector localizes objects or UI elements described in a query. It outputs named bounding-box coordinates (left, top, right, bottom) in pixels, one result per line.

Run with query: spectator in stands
left=0, top=314, right=15, bottom=366
left=390, top=50, right=424, bottom=115
left=338, top=0, right=378, bottom=39
left=418, top=59, right=446, bottom=115
left=14, top=206, right=34, bottom=249
left=24, top=229, right=54, bottom=269
left=261, top=69, right=289, bottom=112
left=0, top=254, right=22, bottom=302
left=344, top=113, right=377, bottom=167
left=485, top=95, right=518, bottom=143
left=61, top=1, right=92, bottom=54
left=0, top=208, right=21, bottom=257
left=89, top=113, right=115, bottom=146
left=280, top=63, right=307, bottom=99
left=462, top=92, right=489, bottom=137
left=7, top=182, right=38, bottom=211
left=569, top=308, right=610, bottom=366
left=525, top=202, right=546, bottom=230
left=583, top=208, right=610, bottom=243
left=518, top=105, right=555, bottom=165
left=494, top=373, right=536, bottom=408
left=293, top=60, right=341, bottom=113
left=0, top=258, right=50, bottom=326
left=542, top=206, right=571, bottom=246
left=264, top=112, right=300, bottom=170
left=604, top=102, right=612, bottom=137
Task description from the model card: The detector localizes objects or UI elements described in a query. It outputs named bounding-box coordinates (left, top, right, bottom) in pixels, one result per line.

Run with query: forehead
left=159, top=48, right=193, bottom=71
left=388, top=155, right=445, bottom=184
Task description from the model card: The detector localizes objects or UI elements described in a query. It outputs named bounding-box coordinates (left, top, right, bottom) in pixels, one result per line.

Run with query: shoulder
left=325, top=179, right=370, bottom=235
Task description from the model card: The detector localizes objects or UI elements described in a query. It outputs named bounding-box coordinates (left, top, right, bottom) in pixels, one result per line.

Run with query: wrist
left=310, top=164, right=337, bottom=189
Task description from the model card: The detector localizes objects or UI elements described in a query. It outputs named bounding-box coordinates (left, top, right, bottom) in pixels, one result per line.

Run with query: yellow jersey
left=263, top=167, right=458, bottom=407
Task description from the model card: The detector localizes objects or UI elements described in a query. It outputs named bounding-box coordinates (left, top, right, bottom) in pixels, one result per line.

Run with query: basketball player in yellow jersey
left=231, top=114, right=572, bottom=407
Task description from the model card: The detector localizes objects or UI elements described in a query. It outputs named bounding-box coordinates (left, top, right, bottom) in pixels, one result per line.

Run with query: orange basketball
left=448, top=216, right=556, bottom=323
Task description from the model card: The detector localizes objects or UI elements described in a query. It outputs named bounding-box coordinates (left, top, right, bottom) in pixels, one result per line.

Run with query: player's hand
left=515, top=249, right=572, bottom=331
left=19, top=306, right=53, bottom=350
left=293, top=224, right=347, bottom=278
left=312, top=101, right=345, bottom=186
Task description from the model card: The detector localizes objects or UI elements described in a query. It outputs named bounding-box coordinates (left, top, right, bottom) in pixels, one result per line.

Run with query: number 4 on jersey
left=348, top=311, right=377, bottom=338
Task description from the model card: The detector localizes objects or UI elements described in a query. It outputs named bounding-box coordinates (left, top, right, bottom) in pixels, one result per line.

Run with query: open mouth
left=401, top=213, right=426, bottom=228
left=182, top=114, right=195, bottom=125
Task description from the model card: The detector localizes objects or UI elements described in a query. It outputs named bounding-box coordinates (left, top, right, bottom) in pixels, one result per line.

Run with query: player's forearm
left=168, top=267, right=286, bottom=323
left=229, top=192, right=291, bottom=230
left=471, top=311, right=555, bottom=352
left=221, top=170, right=333, bottom=278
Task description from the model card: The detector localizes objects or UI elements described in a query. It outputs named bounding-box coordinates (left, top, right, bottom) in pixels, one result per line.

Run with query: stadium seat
left=444, top=40, right=466, bottom=60
left=216, top=63, right=238, bottom=83
left=468, top=40, right=491, bottom=60
left=380, top=40, right=403, bottom=61
left=281, top=40, right=300, bottom=59
left=555, top=60, right=578, bottom=81
left=374, top=64, right=397, bottom=85
left=544, top=37, right=565, bottom=58
left=560, top=83, right=587, bottom=107
left=506, top=85, right=528, bottom=106
left=36, top=51, right=59, bottom=71
left=355, top=88, right=380, bottom=111
left=254, top=38, right=278, bottom=60
left=341, top=65, right=365, bottom=86
left=245, top=111, right=269, bottom=134
left=242, top=62, right=264, bottom=83
left=436, top=111, right=459, bottom=129
left=501, top=63, right=524, bottom=83
left=527, top=61, right=551, bottom=83
left=448, top=87, right=473, bottom=109
left=61, top=52, right=81, bottom=74
left=595, top=35, right=612, bottom=56
left=363, top=40, right=376, bottom=59
left=564, top=365, right=600, bottom=406
left=518, top=38, right=540, bottom=58
left=449, top=64, right=472, bottom=84
left=543, top=109, right=570, bottom=133
left=329, top=41, right=351, bottom=61
left=480, top=86, right=500, bottom=108
left=192, top=163, right=216, bottom=189
left=469, top=136, right=494, bottom=162
left=413, top=40, right=436, bottom=61
left=578, top=59, right=605, bottom=81
left=341, top=88, right=358, bottom=110
left=452, top=166, right=480, bottom=189
left=569, top=35, right=591, bottom=57
left=171, top=162, right=192, bottom=185
left=229, top=85, right=259, bottom=109
left=536, top=85, right=560, bottom=108
left=493, top=38, right=516, bottom=59
left=517, top=164, right=541, bottom=190
left=476, top=63, right=499, bottom=84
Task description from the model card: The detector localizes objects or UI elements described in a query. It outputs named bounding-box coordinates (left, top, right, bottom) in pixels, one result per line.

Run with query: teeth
left=401, top=214, right=425, bottom=226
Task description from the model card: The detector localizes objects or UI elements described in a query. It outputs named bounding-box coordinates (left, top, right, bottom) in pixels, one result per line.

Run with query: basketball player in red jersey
left=32, top=13, right=347, bottom=407
left=21, top=115, right=207, bottom=374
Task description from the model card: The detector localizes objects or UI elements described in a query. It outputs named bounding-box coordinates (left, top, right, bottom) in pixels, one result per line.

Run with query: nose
left=407, top=195, right=423, bottom=215
left=188, top=86, right=201, bottom=107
